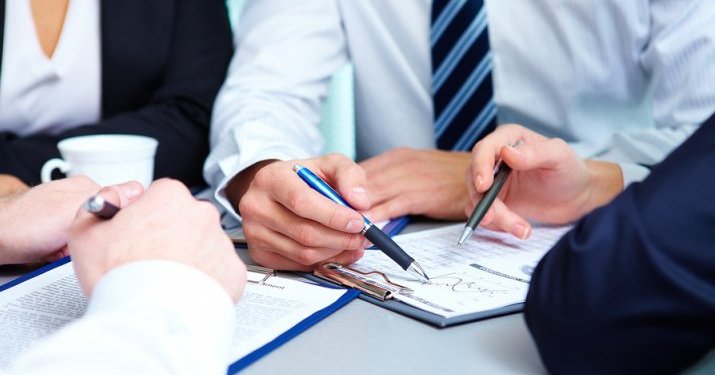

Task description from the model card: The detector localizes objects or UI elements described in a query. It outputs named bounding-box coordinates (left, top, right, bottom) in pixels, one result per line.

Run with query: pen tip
left=292, top=164, right=303, bottom=172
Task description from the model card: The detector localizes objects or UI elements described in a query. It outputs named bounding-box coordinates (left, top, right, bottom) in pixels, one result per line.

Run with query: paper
left=351, top=224, right=571, bottom=318
left=0, top=262, right=348, bottom=369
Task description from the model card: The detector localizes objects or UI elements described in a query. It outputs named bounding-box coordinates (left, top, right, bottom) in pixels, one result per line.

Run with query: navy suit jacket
left=0, top=0, right=233, bottom=187
left=525, top=115, right=715, bottom=374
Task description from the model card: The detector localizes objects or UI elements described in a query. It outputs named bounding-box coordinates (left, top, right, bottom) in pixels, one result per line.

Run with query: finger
left=255, top=198, right=365, bottom=250
left=500, top=137, right=574, bottom=172
left=363, top=166, right=412, bottom=208
left=244, top=223, right=355, bottom=269
left=470, top=125, right=542, bottom=193
left=112, top=180, right=145, bottom=207
left=480, top=199, right=532, bottom=239
left=317, top=154, right=370, bottom=211
left=363, top=194, right=413, bottom=223
left=270, top=168, right=365, bottom=234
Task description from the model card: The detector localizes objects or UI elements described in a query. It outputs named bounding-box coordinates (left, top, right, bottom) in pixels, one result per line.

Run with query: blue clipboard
left=0, top=257, right=359, bottom=374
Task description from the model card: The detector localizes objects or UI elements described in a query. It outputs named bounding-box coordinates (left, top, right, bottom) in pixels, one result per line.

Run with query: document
left=0, top=261, right=351, bottom=369
left=350, top=224, right=571, bottom=318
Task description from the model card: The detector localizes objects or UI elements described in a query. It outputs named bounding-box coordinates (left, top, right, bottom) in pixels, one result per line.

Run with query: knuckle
left=238, top=195, right=257, bottom=219
left=196, top=201, right=221, bottom=224
left=295, top=225, right=319, bottom=247
left=295, top=248, right=320, bottom=266
left=286, top=189, right=307, bottom=213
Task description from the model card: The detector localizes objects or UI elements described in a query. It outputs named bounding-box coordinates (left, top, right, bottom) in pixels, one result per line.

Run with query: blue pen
left=293, top=165, right=430, bottom=283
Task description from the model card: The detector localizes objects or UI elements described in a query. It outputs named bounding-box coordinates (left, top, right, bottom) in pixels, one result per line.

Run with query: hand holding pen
left=234, top=156, right=379, bottom=272
left=294, top=165, right=430, bottom=282
left=463, top=125, right=620, bottom=244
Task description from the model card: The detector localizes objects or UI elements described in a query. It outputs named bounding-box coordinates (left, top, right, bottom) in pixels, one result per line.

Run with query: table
left=0, top=222, right=547, bottom=375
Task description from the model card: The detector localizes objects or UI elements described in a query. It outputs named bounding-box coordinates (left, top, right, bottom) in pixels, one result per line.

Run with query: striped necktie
left=432, top=0, right=497, bottom=151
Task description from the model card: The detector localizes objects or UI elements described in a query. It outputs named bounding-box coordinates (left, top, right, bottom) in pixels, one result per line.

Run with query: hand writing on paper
left=226, top=154, right=369, bottom=271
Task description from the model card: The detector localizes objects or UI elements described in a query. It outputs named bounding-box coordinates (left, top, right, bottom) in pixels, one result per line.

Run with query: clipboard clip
left=246, top=265, right=275, bottom=284
left=314, top=263, right=411, bottom=301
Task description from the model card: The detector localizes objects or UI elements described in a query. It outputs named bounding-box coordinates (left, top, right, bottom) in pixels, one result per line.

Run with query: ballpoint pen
left=458, top=140, right=523, bottom=246
left=293, top=164, right=431, bottom=283
left=84, top=195, right=121, bottom=219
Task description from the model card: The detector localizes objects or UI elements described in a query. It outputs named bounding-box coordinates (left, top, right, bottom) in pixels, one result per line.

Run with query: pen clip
left=314, top=262, right=410, bottom=301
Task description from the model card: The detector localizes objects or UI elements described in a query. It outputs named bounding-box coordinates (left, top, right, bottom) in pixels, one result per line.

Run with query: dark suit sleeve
left=0, top=0, right=232, bottom=187
left=524, top=116, right=715, bottom=375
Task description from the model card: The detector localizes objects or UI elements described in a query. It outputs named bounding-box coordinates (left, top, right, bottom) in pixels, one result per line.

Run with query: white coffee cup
left=41, top=135, right=159, bottom=188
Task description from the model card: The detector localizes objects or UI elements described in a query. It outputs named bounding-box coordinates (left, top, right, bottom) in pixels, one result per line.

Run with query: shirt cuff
left=618, top=162, right=651, bottom=188
left=87, top=260, right=235, bottom=363
left=212, top=144, right=319, bottom=224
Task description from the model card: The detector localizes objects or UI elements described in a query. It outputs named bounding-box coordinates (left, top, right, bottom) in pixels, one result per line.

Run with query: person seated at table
left=0, top=178, right=246, bottom=374
left=0, top=0, right=232, bottom=190
left=206, top=0, right=715, bottom=272
left=475, top=112, right=715, bottom=373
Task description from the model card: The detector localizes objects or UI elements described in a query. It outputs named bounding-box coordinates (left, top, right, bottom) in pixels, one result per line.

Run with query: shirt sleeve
left=6, top=260, right=235, bottom=375
left=204, top=0, right=349, bottom=222
left=600, top=0, right=715, bottom=185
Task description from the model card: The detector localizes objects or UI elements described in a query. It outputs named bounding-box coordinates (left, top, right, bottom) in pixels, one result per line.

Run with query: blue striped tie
left=432, top=0, right=497, bottom=151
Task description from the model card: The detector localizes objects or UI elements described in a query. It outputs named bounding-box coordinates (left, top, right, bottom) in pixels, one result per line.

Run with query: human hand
left=0, top=174, right=29, bottom=196
left=468, top=125, right=623, bottom=238
left=0, top=176, right=143, bottom=265
left=68, top=179, right=247, bottom=302
left=226, top=154, right=369, bottom=271
left=359, top=148, right=471, bottom=222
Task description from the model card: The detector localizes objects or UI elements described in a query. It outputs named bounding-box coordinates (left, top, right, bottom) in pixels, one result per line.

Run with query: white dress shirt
left=0, top=0, right=101, bottom=136
left=206, top=0, right=715, bottom=221
left=2, top=261, right=235, bottom=375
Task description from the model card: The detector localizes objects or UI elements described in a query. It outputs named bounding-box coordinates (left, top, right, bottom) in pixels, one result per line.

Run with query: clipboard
left=306, top=262, right=523, bottom=328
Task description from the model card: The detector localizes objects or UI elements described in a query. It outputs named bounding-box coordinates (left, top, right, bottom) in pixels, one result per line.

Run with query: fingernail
left=352, top=187, right=370, bottom=206
left=477, top=176, right=484, bottom=191
left=512, top=223, right=530, bottom=239
left=346, top=218, right=365, bottom=232
left=118, top=182, right=142, bottom=199
left=362, top=238, right=373, bottom=248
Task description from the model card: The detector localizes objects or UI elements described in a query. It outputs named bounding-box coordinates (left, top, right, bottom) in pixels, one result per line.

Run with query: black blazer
left=525, top=114, right=715, bottom=374
left=0, top=0, right=233, bottom=186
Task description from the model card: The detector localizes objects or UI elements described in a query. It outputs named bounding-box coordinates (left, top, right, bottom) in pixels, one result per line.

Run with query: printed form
left=352, top=224, right=572, bottom=318
left=0, top=262, right=347, bottom=369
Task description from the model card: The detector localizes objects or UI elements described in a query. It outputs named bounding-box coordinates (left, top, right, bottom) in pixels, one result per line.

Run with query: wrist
left=225, top=159, right=278, bottom=214
left=582, top=160, right=624, bottom=216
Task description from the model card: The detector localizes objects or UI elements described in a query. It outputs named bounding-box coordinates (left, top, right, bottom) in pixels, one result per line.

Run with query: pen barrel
left=363, top=225, right=414, bottom=270
left=465, top=165, right=513, bottom=229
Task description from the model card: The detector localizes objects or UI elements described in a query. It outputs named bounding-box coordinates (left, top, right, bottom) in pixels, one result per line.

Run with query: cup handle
left=41, top=158, right=71, bottom=183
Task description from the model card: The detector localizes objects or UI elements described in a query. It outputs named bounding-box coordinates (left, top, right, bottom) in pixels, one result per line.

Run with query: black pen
left=293, top=165, right=431, bottom=283
left=458, top=140, right=523, bottom=246
left=84, top=195, right=120, bottom=219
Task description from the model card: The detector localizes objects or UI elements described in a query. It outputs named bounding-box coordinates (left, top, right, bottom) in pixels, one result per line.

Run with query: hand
left=68, top=179, right=247, bottom=302
left=226, top=154, right=369, bottom=271
left=0, top=174, right=29, bottom=196
left=0, top=176, right=143, bottom=265
left=468, top=125, right=623, bottom=238
left=359, top=148, right=471, bottom=222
